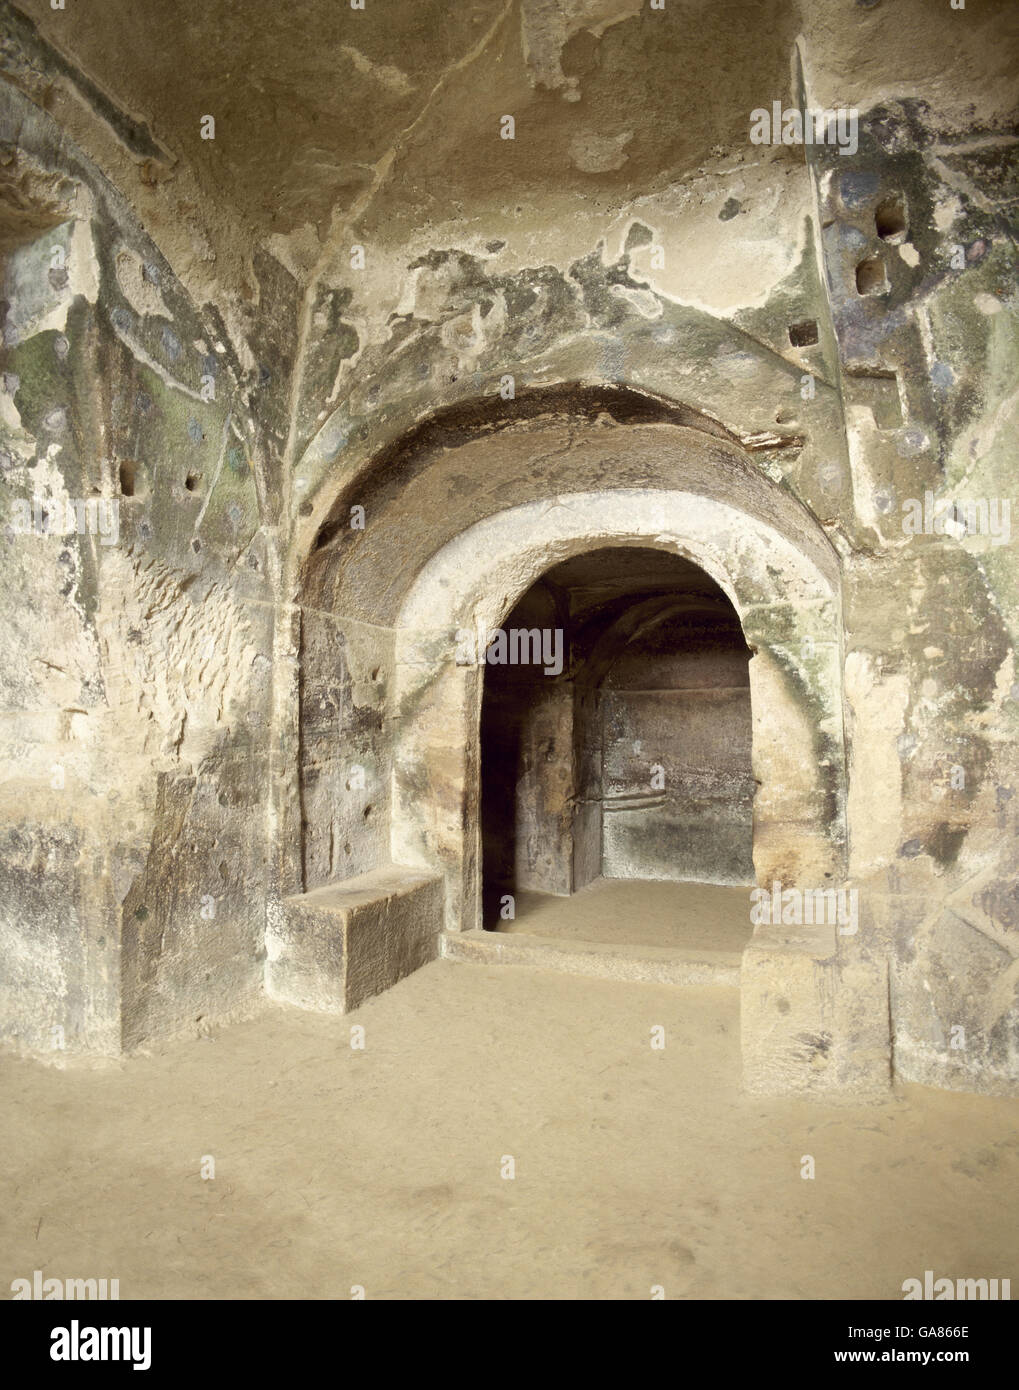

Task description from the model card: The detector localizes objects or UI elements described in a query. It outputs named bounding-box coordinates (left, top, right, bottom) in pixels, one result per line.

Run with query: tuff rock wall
left=0, top=0, right=1014, bottom=1096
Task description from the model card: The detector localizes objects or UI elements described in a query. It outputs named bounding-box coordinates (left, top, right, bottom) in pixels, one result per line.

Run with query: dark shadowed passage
left=480, top=546, right=755, bottom=935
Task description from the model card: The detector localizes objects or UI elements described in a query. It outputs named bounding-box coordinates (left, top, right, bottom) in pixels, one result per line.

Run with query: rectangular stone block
left=267, top=865, right=444, bottom=1013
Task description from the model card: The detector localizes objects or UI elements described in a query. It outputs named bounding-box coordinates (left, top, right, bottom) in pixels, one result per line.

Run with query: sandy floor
left=503, top=877, right=753, bottom=953
left=2, top=957, right=1017, bottom=1300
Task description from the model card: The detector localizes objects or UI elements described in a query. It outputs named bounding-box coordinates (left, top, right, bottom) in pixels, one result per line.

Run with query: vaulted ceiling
left=6, top=0, right=1016, bottom=292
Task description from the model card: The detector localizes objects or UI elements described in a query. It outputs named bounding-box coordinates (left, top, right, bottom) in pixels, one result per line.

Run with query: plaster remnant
left=569, top=130, right=633, bottom=174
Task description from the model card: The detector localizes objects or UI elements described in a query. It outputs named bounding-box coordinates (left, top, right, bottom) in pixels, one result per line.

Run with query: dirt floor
left=2, top=956, right=1017, bottom=1300
left=505, top=877, right=753, bottom=953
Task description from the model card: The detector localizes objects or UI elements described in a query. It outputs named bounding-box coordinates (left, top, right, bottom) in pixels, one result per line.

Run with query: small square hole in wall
left=856, top=257, right=889, bottom=296
left=875, top=195, right=907, bottom=243
left=788, top=320, right=819, bottom=347
left=184, top=473, right=201, bottom=492
left=119, top=459, right=135, bottom=496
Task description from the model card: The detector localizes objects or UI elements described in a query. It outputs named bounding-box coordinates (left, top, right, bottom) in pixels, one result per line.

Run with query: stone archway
left=391, top=488, right=845, bottom=936
left=271, top=398, right=884, bottom=1096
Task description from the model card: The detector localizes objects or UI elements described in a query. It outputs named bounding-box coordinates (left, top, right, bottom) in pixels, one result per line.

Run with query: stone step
left=441, top=928, right=741, bottom=988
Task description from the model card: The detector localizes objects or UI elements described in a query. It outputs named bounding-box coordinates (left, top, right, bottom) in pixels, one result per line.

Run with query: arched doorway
left=479, top=546, right=755, bottom=947
left=391, top=486, right=845, bottom=940
left=276, top=391, right=873, bottom=1092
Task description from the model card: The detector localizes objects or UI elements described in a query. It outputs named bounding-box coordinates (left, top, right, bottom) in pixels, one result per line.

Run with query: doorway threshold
left=449, top=877, right=751, bottom=986
left=441, top=929, right=741, bottom=987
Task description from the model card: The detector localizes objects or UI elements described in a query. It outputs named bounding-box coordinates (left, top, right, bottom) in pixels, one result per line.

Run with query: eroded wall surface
left=0, top=80, right=286, bottom=1051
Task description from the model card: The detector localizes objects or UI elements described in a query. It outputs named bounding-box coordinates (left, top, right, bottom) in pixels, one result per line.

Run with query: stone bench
left=267, top=866, right=444, bottom=1014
